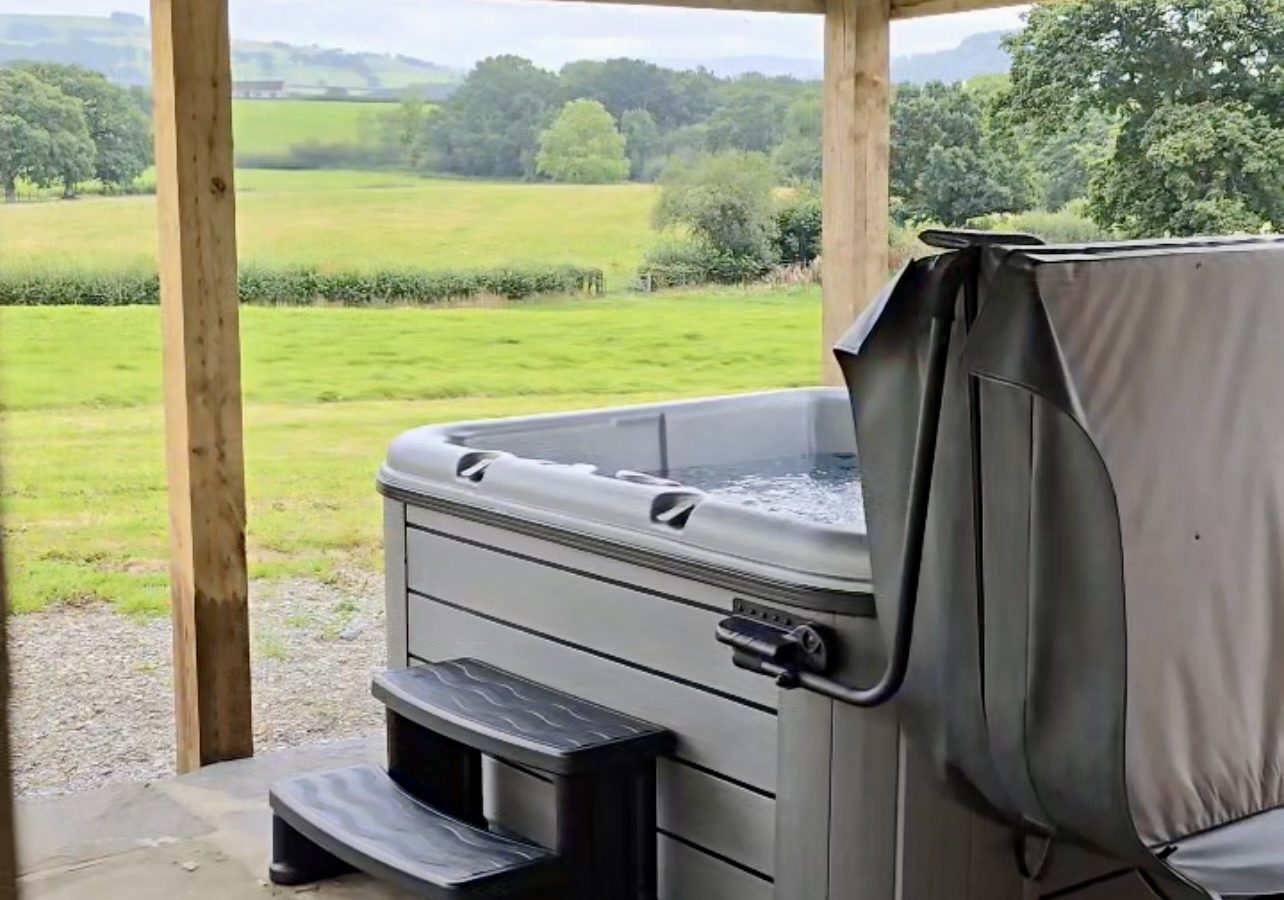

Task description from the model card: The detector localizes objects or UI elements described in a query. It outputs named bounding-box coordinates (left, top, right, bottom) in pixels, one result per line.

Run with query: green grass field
left=0, top=289, right=822, bottom=616
left=1, top=171, right=658, bottom=282
left=233, top=100, right=384, bottom=157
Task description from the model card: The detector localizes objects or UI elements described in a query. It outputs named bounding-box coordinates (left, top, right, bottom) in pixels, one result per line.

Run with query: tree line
left=0, top=63, right=152, bottom=202
left=398, top=53, right=1100, bottom=228
left=401, top=0, right=1284, bottom=241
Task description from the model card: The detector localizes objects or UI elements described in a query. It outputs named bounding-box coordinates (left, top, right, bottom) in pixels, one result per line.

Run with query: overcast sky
left=0, top=0, right=1028, bottom=69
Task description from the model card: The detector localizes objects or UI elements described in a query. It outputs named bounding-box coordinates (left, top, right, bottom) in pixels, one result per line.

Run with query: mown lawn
left=0, top=171, right=659, bottom=282
left=0, top=288, right=821, bottom=616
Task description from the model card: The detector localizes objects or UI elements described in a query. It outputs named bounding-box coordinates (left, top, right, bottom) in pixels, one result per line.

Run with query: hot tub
left=377, top=388, right=1122, bottom=900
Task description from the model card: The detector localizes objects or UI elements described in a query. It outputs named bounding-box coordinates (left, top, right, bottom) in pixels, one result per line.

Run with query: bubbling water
left=662, top=452, right=865, bottom=529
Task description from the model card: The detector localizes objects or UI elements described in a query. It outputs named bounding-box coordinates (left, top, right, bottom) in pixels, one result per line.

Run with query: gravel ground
left=8, top=573, right=386, bottom=797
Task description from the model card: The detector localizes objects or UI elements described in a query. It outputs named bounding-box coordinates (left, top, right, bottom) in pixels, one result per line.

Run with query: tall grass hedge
left=0, top=264, right=605, bottom=307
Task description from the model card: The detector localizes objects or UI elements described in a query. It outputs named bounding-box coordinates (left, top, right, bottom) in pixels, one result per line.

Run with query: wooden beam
left=0, top=533, right=16, bottom=900
left=151, top=0, right=253, bottom=773
left=891, top=0, right=1033, bottom=19
left=545, top=0, right=824, bottom=13
left=525, top=0, right=1028, bottom=19
left=821, top=0, right=891, bottom=384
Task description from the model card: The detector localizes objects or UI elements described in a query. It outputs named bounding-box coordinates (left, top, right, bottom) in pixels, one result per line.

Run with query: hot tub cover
left=836, top=235, right=1284, bottom=897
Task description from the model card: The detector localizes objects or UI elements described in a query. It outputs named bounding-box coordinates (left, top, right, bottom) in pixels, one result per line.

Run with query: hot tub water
left=663, top=452, right=866, bottom=529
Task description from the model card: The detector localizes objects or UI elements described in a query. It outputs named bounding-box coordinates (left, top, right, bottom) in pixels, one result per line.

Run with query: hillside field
left=233, top=99, right=389, bottom=157
left=0, top=12, right=458, bottom=89
left=0, top=290, right=822, bottom=616
left=1, top=171, right=659, bottom=282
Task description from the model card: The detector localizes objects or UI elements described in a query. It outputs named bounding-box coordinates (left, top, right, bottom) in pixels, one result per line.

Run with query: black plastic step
left=373, top=660, right=674, bottom=775
left=269, top=764, right=564, bottom=898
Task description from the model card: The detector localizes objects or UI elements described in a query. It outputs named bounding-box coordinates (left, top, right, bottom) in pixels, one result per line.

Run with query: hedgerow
left=0, top=264, right=604, bottom=306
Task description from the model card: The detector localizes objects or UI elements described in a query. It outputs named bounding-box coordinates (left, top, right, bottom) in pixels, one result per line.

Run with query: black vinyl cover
left=836, top=235, right=1284, bottom=898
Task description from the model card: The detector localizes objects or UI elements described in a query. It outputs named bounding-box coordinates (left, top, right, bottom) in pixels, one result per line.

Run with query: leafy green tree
left=773, top=190, right=822, bottom=264
left=425, top=56, right=560, bottom=179
left=653, top=151, right=779, bottom=264
left=18, top=63, right=151, bottom=196
left=1090, top=101, right=1284, bottom=236
left=559, top=59, right=688, bottom=128
left=660, top=123, right=711, bottom=170
left=382, top=92, right=431, bottom=170
left=891, top=81, right=1029, bottom=225
left=1027, top=111, right=1114, bottom=211
left=1004, top=0, right=1284, bottom=235
left=706, top=77, right=795, bottom=154
left=536, top=99, right=629, bottom=184
left=772, top=92, right=822, bottom=185
left=0, top=68, right=94, bottom=202
left=620, top=108, right=661, bottom=181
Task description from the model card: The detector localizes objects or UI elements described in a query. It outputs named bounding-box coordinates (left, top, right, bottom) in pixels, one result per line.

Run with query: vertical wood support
left=151, top=0, right=253, bottom=772
left=822, top=0, right=891, bottom=385
left=0, top=536, right=17, bottom=899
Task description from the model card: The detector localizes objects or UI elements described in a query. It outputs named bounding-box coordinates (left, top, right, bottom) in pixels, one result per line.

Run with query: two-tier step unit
left=268, top=658, right=675, bottom=898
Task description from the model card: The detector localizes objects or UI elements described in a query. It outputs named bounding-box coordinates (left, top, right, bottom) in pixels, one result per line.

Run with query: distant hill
left=893, top=31, right=1012, bottom=84
left=658, top=30, right=1013, bottom=84
left=0, top=12, right=459, bottom=97
left=0, top=12, right=1011, bottom=96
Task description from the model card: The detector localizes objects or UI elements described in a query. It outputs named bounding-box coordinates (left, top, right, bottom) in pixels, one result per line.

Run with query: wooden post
left=821, top=0, right=891, bottom=385
left=0, top=534, right=17, bottom=900
left=151, top=0, right=253, bottom=771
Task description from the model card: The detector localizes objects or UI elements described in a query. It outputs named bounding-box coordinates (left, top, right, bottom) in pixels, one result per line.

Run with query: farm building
left=231, top=78, right=287, bottom=98
left=4, top=1, right=1284, bottom=900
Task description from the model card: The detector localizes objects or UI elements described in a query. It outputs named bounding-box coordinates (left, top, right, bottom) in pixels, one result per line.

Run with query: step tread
left=374, top=659, right=674, bottom=774
left=270, top=764, right=562, bottom=898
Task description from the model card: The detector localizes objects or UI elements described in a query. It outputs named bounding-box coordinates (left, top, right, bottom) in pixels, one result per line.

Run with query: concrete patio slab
left=17, top=735, right=415, bottom=898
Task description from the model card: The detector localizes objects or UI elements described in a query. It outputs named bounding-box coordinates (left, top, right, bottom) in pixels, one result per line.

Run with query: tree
left=382, top=92, right=431, bottom=170
left=706, top=77, right=795, bottom=154
left=772, top=92, right=822, bottom=185
left=653, top=151, right=779, bottom=263
left=536, top=99, right=629, bottom=184
left=891, top=81, right=1029, bottom=225
left=425, top=56, right=560, bottom=179
left=0, top=69, right=94, bottom=202
left=1004, top=0, right=1284, bottom=235
left=18, top=63, right=151, bottom=196
left=1027, top=111, right=1114, bottom=211
left=620, top=108, right=661, bottom=181
left=1089, top=101, right=1284, bottom=236
left=773, top=189, right=822, bottom=264
left=559, top=59, right=686, bottom=128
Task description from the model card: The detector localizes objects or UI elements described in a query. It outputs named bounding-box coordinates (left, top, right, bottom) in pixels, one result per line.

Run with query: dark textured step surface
left=373, top=660, right=674, bottom=774
left=269, top=764, right=563, bottom=898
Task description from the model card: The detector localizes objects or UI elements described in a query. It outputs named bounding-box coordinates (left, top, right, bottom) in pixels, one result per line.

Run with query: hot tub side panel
left=400, top=504, right=779, bottom=900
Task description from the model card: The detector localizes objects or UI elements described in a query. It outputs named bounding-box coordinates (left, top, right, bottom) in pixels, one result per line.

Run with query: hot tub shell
left=379, top=388, right=1131, bottom=900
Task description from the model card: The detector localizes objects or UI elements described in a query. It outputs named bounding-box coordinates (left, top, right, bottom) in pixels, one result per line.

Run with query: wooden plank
left=484, top=757, right=776, bottom=875
left=0, top=533, right=16, bottom=900
left=406, top=506, right=741, bottom=612
left=773, top=687, right=833, bottom=900
left=524, top=0, right=1030, bottom=18
left=151, top=0, right=252, bottom=772
left=821, top=0, right=891, bottom=384
left=407, top=594, right=778, bottom=791
left=405, top=526, right=778, bottom=708
left=530, top=0, right=824, bottom=14
left=891, top=0, right=1032, bottom=16
left=385, top=500, right=408, bottom=667
left=827, top=697, right=900, bottom=899
left=660, top=835, right=773, bottom=900
left=659, top=760, right=775, bottom=875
